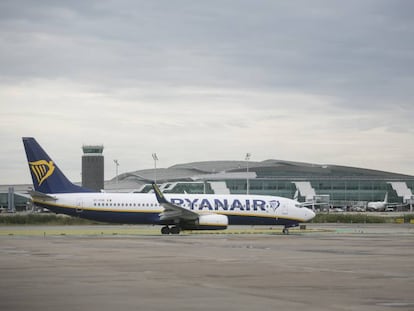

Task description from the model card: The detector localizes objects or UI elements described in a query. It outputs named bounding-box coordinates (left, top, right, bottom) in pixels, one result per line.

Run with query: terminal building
left=2, top=159, right=414, bottom=212
left=105, top=160, right=414, bottom=210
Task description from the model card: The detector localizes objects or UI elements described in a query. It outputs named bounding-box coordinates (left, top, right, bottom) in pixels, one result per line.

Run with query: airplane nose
left=306, top=208, right=316, bottom=221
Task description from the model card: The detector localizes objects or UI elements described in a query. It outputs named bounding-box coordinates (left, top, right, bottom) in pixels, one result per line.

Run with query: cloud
left=1, top=1, right=414, bottom=183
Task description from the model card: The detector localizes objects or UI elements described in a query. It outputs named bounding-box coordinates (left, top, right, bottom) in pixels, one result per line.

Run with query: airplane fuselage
left=366, top=202, right=387, bottom=211
left=34, top=192, right=314, bottom=227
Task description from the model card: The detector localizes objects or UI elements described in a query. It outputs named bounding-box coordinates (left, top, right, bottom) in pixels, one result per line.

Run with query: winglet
left=152, top=183, right=168, bottom=204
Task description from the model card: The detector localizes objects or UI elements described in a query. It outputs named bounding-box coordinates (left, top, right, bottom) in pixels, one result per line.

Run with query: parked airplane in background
left=23, top=137, right=315, bottom=234
left=366, top=192, right=400, bottom=212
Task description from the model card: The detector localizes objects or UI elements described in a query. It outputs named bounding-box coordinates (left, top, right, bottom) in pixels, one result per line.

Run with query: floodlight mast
left=152, top=153, right=158, bottom=184
left=245, top=153, right=251, bottom=195
left=113, top=160, right=119, bottom=184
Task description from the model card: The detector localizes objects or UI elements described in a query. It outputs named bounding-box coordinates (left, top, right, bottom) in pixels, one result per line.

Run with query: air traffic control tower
left=82, top=144, right=104, bottom=191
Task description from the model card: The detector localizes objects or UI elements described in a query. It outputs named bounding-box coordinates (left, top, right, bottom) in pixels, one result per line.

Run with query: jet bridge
left=388, top=182, right=413, bottom=202
left=209, top=182, right=230, bottom=194
left=292, top=181, right=316, bottom=201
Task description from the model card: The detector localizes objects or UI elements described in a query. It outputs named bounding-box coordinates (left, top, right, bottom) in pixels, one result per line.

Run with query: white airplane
left=23, top=137, right=315, bottom=234
left=366, top=192, right=401, bottom=212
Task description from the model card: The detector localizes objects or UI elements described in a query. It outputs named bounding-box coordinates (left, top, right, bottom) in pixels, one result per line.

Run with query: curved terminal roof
left=105, top=159, right=414, bottom=190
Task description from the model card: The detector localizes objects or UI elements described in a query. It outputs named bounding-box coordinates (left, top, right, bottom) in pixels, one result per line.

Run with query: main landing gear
left=282, top=227, right=290, bottom=235
left=161, top=226, right=181, bottom=235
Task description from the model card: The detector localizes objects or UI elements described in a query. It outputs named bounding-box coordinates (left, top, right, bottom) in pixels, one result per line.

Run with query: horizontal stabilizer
left=29, top=190, right=57, bottom=201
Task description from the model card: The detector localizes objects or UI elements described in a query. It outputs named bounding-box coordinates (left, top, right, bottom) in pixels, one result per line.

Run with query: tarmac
left=0, top=223, right=413, bottom=311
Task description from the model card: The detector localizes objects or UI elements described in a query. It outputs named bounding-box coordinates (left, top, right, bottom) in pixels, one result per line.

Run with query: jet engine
left=182, top=214, right=228, bottom=230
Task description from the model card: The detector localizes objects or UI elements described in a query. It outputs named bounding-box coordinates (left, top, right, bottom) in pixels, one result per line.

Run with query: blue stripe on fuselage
left=34, top=201, right=300, bottom=227
left=34, top=201, right=160, bottom=224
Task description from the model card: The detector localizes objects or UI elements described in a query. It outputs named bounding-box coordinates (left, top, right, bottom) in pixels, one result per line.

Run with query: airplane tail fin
left=22, top=137, right=93, bottom=194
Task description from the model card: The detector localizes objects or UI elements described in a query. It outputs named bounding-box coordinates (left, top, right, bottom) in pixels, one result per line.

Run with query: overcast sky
left=1, top=0, right=414, bottom=184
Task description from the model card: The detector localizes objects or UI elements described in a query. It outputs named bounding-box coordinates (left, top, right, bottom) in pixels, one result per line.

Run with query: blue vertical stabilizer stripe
left=23, top=137, right=93, bottom=194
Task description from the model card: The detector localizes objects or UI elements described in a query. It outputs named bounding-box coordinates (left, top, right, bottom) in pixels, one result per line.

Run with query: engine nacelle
left=183, top=214, right=228, bottom=230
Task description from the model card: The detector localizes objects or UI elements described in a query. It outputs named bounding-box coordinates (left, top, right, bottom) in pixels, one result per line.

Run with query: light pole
left=245, top=153, right=251, bottom=195
left=113, top=160, right=119, bottom=184
left=152, top=153, right=158, bottom=184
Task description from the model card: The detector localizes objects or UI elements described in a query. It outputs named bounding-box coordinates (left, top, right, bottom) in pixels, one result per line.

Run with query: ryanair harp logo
left=29, top=160, right=55, bottom=186
left=269, top=200, right=280, bottom=212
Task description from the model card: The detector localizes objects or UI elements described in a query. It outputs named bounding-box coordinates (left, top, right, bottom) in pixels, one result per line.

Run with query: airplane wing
left=385, top=202, right=409, bottom=209
left=386, top=202, right=404, bottom=207
left=152, top=183, right=199, bottom=221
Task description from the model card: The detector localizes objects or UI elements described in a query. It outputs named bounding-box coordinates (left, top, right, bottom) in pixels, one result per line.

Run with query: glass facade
left=0, top=193, right=30, bottom=211
left=158, top=177, right=414, bottom=206
left=111, top=160, right=414, bottom=208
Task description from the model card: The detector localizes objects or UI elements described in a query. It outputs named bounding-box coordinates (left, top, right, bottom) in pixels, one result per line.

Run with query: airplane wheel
left=170, top=226, right=180, bottom=235
left=282, top=228, right=289, bottom=235
left=161, top=226, right=170, bottom=235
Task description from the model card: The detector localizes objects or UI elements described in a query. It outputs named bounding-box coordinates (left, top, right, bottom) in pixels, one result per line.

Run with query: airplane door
left=76, top=199, right=83, bottom=213
left=281, top=202, right=288, bottom=215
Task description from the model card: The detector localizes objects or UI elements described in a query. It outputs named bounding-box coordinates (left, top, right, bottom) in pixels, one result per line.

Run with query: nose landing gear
left=282, top=223, right=299, bottom=235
